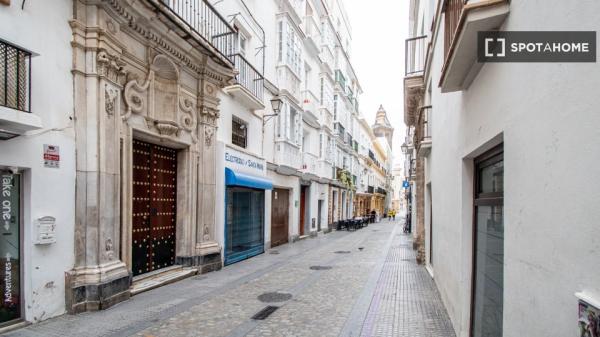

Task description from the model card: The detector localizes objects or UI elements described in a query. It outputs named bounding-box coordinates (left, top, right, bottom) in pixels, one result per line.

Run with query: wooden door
left=270, top=189, right=289, bottom=248
left=131, top=140, right=177, bottom=276
left=299, top=186, right=306, bottom=236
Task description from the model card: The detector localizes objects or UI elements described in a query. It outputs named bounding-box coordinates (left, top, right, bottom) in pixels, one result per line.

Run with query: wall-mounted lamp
left=263, top=98, right=283, bottom=126
left=401, top=142, right=408, bottom=154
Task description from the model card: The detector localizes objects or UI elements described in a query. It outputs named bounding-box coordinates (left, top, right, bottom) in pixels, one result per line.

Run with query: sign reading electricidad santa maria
left=224, top=146, right=266, bottom=175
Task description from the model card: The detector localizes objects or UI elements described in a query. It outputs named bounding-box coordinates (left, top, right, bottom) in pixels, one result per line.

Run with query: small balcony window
left=232, top=116, right=247, bottom=148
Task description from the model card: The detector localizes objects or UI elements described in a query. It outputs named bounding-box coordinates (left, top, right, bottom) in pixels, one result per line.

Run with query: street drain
left=257, top=292, right=292, bottom=303
left=310, top=265, right=332, bottom=270
left=252, top=306, right=279, bottom=320
left=334, top=250, right=351, bottom=254
left=269, top=250, right=280, bottom=255
left=358, top=247, right=364, bottom=251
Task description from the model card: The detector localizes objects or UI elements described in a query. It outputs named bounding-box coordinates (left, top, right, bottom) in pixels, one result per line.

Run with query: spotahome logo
left=478, top=31, right=596, bottom=62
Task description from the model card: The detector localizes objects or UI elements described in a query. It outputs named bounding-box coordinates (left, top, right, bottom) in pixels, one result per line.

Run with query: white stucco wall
left=425, top=2, right=600, bottom=337
left=0, top=1, right=75, bottom=322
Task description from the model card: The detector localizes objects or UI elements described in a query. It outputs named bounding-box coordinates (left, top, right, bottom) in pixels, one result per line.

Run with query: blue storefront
left=223, top=155, right=272, bottom=265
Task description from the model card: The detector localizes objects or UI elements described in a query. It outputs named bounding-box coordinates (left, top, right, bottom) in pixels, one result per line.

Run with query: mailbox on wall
left=35, top=216, right=56, bottom=245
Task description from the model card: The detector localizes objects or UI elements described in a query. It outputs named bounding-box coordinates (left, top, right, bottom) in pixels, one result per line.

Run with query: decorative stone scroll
left=97, top=49, right=127, bottom=85
left=122, top=54, right=199, bottom=142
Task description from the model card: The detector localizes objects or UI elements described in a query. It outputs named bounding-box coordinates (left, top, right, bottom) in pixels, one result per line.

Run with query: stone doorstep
left=130, top=265, right=197, bottom=296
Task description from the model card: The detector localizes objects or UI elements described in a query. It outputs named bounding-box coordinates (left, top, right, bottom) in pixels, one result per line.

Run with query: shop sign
left=224, top=146, right=266, bottom=175
left=43, top=144, right=60, bottom=168
left=0, top=173, right=20, bottom=323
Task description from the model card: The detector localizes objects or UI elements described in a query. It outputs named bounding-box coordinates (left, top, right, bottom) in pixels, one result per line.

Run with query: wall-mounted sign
left=43, top=144, right=60, bottom=168
left=0, top=172, right=20, bottom=323
left=402, top=180, right=410, bottom=188
left=224, top=146, right=266, bottom=175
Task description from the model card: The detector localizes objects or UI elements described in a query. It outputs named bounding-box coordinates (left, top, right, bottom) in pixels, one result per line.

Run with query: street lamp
left=401, top=142, right=408, bottom=154
left=263, top=98, right=283, bottom=125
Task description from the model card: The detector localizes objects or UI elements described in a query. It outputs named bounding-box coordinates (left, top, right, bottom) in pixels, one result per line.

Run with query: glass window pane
left=473, top=204, right=504, bottom=337
left=226, top=187, right=264, bottom=261
left=479, top=161, right=503, bottom=194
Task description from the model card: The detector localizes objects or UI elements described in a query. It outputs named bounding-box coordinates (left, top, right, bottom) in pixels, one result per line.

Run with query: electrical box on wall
left=35, top=216, right=56, bottom=244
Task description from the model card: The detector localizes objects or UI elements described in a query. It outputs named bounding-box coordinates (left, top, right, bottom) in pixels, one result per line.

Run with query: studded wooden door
left=132, top=140, right=177, bottom=276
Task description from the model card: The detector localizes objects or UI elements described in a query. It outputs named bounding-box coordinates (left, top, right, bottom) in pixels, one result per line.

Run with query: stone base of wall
left=176, top=253, right=222, bottom=274
left=309, top=230, right=318, bottom=237
left=65, top=272, right=131, bottom=314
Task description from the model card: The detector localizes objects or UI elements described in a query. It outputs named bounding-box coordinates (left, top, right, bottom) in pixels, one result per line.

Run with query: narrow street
left=3, top=221, right=454, bottom=337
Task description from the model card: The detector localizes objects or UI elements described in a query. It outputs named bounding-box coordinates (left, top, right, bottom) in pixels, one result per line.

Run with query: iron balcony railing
left=419, top=106, right=432, bottom=142
left=367, top=185, right=374, bottom=194
left=443, top=0, right=465, bottom=58
left=161, top=0, right=236, bottom=62
left=231, top=54, right=264, bottom=101
left=0, top=39, right=31, bottom=112
left=376, top=187, right=386, bottom=195
left=405, top=35, right=427, bottom=76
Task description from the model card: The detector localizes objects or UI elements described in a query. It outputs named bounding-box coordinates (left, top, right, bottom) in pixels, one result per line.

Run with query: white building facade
left=403, top=1, right=600, bottom=337
left=0, top=1, right=75, bottom=326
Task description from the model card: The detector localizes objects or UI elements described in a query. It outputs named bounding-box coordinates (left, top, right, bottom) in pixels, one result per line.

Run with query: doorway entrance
left=299, top=186, right=308, bottom=236
left=131, top=140, right=177, bottom=276
left=471, top=145, right=504, bottom=337
left=270, top=188, right=289, bottom=248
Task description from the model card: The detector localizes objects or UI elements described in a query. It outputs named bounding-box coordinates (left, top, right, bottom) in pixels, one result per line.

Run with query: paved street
left=4, top=220, right=454, bottom=337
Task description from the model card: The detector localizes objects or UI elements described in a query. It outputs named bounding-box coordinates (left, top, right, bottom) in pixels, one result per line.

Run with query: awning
left=225, top=168, right=273, bottom=190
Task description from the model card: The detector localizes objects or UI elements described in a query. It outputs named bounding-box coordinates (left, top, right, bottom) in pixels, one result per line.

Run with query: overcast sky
left=344, top=0, right=409, bottom=167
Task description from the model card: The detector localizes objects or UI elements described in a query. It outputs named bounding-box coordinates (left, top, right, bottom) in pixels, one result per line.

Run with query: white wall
left=426, top=1, right=600, bottom=337
left=0, top=1, right=75, bottom=322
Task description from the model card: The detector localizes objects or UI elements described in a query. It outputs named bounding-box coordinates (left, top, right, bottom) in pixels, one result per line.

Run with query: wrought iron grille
left=232, top=115, right=247, bottom=148
left=0, top=40, right=31, bottom=112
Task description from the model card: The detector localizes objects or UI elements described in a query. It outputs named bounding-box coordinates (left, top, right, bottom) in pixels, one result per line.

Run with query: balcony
left=409, top=159, right=417, bottom=180
left=376, top=187, right=387, bottom=195
left=0, top=39, right=42, bottom=140
left=156, top=0, right=237, bottom=65
left=405, top=35, right=427, bottom=77
left=417, top=106, right=432, bottom=157
left=274, top=140, right=301, bottom=171
left=403, top=35, right=427, bottom=127
left=277, top=65, right=301, bottom=101
left=439, top=0, right=509, bottom=92
left=315, top=160, right=332, bottom=181
left=319, top=46, right=334, bottom=74
left=303, top=15, right=320, bottom=55
left=302, top=152, right=318, bottom=176
left=223, top=54, right=264, bottom=110
left=334, top=70, right=346, bottom=91
left=367, top=186, right=374, bottom=194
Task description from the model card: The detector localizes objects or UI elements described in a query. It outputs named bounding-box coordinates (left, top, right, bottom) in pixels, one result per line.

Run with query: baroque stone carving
left=204, top=127, right=214, bottom=147
left=105, top=239, right=115, bottom=260
left=105, top=84, right=118, bottom=116
left=123, top=72, right=153, bottom=120
left=199, top=106, right=219, bottom=126
left=203, top=224, right=210, bottom=241
left=179, top=96, right=198, bottom=143
left=97, top=49, right=127, bottom=85
left=155, top=120, right=180, bottom=137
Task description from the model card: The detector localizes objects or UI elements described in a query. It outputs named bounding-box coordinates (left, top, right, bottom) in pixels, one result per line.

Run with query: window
left=239, top=33, right=247, bottom=57
left=278, top=19, right=302, bottom=75
left=471, top=145, right=504, bottom=337
left=289, top=106, right=298, bottom=144
left=319, top=134, right=323, bottom=158
left=232, top=116, right=247, bottom=148
left=333, top=94, right=338, bottom=120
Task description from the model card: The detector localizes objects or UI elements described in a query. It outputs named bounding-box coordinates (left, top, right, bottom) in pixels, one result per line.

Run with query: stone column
left=66, top=13, right=130, bottom=313
left=192, top=65, right=231, bottom=273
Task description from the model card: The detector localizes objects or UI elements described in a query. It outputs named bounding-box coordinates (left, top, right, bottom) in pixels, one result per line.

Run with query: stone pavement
left=3, top=220, right=455, bottom=337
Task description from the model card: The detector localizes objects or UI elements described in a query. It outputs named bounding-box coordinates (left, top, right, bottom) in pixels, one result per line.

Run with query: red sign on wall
left=43, top=145, right=60, bottom=168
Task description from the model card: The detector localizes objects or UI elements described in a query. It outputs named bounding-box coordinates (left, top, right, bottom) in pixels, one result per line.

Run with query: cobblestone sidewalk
left=3, top=221, right=455, bottom=337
